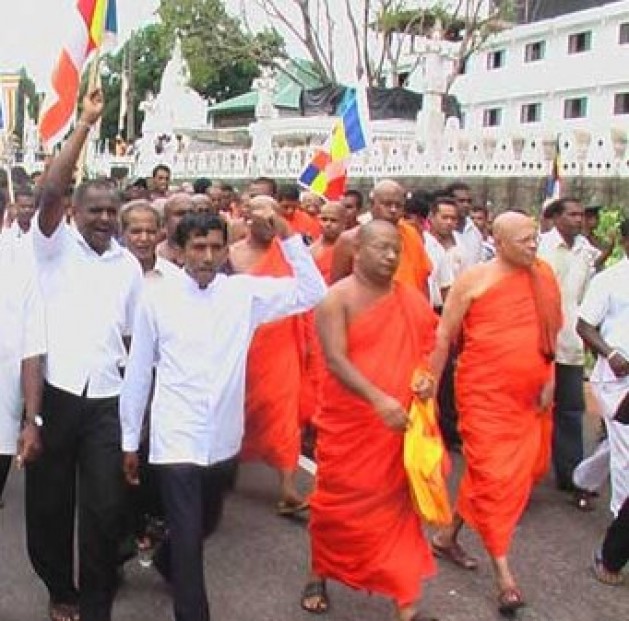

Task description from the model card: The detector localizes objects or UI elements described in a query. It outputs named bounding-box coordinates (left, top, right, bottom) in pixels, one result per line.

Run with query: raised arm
left=38, top=88, right=104, bottom=237
left=316, top=290, right=407, bottom=432
left=250, top=208, right=326, bottom=326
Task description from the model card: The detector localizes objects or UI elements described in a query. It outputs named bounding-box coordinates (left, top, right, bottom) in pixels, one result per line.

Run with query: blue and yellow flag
left=329, top=88, right=369, bottom=161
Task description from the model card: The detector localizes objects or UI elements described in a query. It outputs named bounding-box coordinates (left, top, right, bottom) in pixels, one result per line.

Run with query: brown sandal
left=301, top=580, right=329, bottom=614
left=431, top=538, right=478, bottom=570
left=49, top=602, right=79, bottom=621
left=592, top=549, right=624, bottom=586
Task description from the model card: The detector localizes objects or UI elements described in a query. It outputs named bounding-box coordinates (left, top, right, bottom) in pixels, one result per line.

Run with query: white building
left=452, top=0, right=629, bottom=134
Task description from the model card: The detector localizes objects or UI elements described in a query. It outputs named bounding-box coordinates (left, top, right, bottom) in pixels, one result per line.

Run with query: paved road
left=1, top=409, right=628, bottom=621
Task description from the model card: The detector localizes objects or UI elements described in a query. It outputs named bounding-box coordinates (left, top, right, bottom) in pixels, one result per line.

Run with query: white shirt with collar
left=579, top=256, right=629, bottom=382
left=120, top=235, right=327, bottom=466
left=458, top=216, right=483, bottom=266
left=538, top=227, right=600, bottom=366
left=33, top=219, right=144, bottom=398
left=423, top=232, right=454, bottom=308
left=0, top=235, right=46, bottom=454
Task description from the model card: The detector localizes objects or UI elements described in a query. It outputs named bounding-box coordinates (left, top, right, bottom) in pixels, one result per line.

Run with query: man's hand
left=123, top=451, right=140, bottom=486
left=373, top=394, right=408, bottom=432
left=609, top=352, right=629, bottom=379
left=537, top=379, right=555, bottom=413
left=79, top=88, right=104, bottom=127
left=16, top=423, right=42, bottom=467
left=412, top=371, right=436, bottom=401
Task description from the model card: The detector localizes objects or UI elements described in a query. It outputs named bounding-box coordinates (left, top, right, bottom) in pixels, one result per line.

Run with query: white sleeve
left=124, top=262, right=145, bottom=337
left=22, top=269, right=46, bottom=359
left=32, top=217, right=68, bottom=263
left=578, top=273, right=609, bottom=327
left=250, top=235, right=327, bottom=327
left=435, top=251, right=454, bottom=289
left=120, top=292, right=158, bottom=452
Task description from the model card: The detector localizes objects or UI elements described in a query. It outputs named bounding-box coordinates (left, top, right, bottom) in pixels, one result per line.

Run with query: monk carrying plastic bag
left=404, top=369, right=453, bottom=526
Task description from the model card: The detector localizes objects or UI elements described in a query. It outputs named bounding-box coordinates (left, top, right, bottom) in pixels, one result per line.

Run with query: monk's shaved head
left=372, top=179, right=404, bottom=201
left=371, top=180, right=406, bottom=225
left=357, top=219, right=400, bottom=246
left=249, top=195, right=278, bottom=212
left=493, top=211, right=535, bottom=242
left=493, top=210, right=539, bottom=268
left=320, top=201, right=346, bottom=219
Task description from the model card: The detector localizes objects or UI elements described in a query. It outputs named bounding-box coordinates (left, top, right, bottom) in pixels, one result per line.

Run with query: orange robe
left=240, top=239, right=303, bottom=469
left=310, top=284, right=437, bottom=606
left=455, top=262, right=561, bottom=557
left=313, top=243, right=335, bottom=286
left=395, top=220, right=432, bottom=291
left=287, top=210, right=322, bottom=241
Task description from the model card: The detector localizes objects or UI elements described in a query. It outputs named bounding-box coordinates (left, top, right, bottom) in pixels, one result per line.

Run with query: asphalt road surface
left=1, top=406, right=628, bottom=621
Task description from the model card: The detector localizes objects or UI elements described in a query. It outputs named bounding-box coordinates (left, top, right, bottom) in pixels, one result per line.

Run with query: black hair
left=174, top=212, right=228, bottom=248
left=193, top=177, right=212, bottom=194
left=219, top=182, right=234, bottom=193
left=132, top=178, right=149, bottom=190
left=430, top=195, right=458, bottom=215
left=444, top=181, right=471, bottom=196
left=471, top=204, right=489, bottom=217
left=620, top=219, right=629, bottom=239
left=14, top=185, right=35, bottom=200
left=406, top=189, right=433, bottom=219
left=277, top=184, right=300, bottom=202
left=544, top=197, right=580, bottom=219
left=344, top=189, right=364, bottom=209
left=152, top=164, right=171, bottom=178
left=251, top=176, right=278, bottom=197
left=73, top=179, right=120, bottom=208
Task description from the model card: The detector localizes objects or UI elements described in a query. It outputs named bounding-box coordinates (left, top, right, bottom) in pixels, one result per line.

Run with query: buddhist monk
left=302, top=220, right=438, bottom=621
left=430, top=211, right=562, bottom=616
left=330, top=179, right=431, bottom=295
left=310, top=202, right=347, bottom=285
left=230, top=195, right=308, bottom=514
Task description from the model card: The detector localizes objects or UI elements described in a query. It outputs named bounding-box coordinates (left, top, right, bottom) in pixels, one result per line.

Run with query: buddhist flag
left=298, top=87, right=370, bottom=200
left=39, top=0, right=118, bottom=149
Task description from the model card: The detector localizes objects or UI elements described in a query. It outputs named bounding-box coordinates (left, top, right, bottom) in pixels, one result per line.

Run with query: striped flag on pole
left=39, top=0, right=118, bottom=149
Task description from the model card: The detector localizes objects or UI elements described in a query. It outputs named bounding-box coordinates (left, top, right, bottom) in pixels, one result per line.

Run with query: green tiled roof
left=208, top=59, right=324, bottom=115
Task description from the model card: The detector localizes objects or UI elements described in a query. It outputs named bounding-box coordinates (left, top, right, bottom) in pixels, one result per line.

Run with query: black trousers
left=437, top=350, right=461, bottom=449
left=25, top=383, right=124, bottom=621
left=602, top=496, right=629, bottom=573
left=552, top=364, right=585, bottom=489
left=155, top=458, right=238, bottom=621
left=0, top=454, right=11, bottom=498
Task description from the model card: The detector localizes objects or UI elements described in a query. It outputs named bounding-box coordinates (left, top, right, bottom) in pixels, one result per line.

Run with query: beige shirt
left=538, top=227, right=600, bottom=365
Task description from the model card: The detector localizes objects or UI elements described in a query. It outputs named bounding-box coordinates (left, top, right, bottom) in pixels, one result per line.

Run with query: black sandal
left=498, top=587, right=526, bottom=617
left=300, top=580, right=329, bottom=614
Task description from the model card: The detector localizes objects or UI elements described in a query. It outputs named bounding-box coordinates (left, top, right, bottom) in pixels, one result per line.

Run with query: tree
left=247, top=0, right=513, bottom=90
left=15, top=68, right=39, bottom=148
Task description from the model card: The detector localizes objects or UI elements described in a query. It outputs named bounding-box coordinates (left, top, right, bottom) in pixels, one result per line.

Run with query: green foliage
left=596, top=206, right=628, bottom=265
left=15, top=68, right=39, bottom=147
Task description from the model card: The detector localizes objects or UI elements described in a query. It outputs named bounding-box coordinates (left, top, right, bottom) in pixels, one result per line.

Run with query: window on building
left=483, top=108, right=502, bottom=127
left=568, top=31, right=592, bottom=54
left=614, top=93, right=629, bottom=115
left=620, top=23, right=629, bottom=44
left=521, top=103, right=542, bottom=123
left=564, top=97, right=588, bottom=119
left=486, top=49, right=506, bottom=69
left=524, top=41, right=545, bottom=62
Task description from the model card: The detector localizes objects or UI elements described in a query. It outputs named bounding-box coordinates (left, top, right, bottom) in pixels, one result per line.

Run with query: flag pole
left=76, top=53, right=101, bottom=184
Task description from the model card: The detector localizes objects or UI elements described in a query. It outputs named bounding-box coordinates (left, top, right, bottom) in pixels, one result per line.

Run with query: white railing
left=88, top=127, right=629, bottom=182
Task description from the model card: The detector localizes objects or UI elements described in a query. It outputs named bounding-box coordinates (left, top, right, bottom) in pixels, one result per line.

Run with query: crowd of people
left=0, top=88, right=628, bottom=621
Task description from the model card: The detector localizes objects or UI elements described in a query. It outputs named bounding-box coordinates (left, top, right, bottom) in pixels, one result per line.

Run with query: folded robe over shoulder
left=455, top=261, right=561, bottom=557
left=310, top=283, right=437, bottom=606
left=240, top=239, right=303, bottom=470
left=395, top=220, right=432, bottom=291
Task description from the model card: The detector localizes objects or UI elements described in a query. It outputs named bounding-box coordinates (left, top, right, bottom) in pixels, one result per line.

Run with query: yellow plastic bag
left=404, top=396, right=453, bottom=526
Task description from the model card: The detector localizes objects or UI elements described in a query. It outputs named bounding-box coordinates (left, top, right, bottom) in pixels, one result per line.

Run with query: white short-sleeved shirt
left=459, top=217, right=483, bottom=266
left=120, top=236, right=327, bottom=466
left=0, top=237, right=46, bottom=454
left=579, top=257, right=629, bottom=382
left=423, top=232, right=454, bottom=308
left=538, top=228, right=599, bottom=366
left=33, top=219, right=144, bottom=398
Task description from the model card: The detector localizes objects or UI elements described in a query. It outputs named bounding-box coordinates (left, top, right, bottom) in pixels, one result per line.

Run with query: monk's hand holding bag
left=403, top=369, right=453, bottom=526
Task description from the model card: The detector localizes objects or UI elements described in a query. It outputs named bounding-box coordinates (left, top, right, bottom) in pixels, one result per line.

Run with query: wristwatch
left=23, top=415, right=44, bottom=428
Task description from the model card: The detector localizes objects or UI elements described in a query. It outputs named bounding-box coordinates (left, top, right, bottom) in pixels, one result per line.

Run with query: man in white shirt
left=577, top=219, right=629, bottom=522
left=25, top=89, right=144, bottom=621
left=538, top=198, right=599, bottom=502
left=445, top=181, right=483, bottom=266
left=120, top=205, right=326, bottom=621
left=0, top=190, right=45, bottom=499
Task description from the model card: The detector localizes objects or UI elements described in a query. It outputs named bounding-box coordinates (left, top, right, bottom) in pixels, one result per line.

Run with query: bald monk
left=156, top=193, right=194, bottom=266
left=430, top=212, right=562, bottom=616
left=303, top=220, right=438, bottom=621
left=330, top=180, right=431, bottom=295
left=230, top=196, right=308, bottom=513
left=310, top=202, right=347, bottom=284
